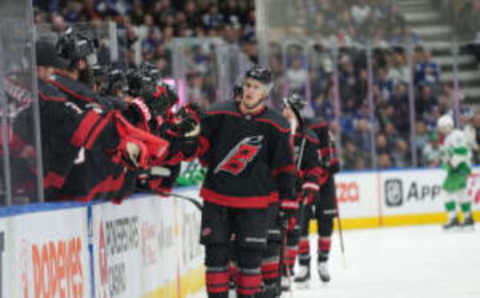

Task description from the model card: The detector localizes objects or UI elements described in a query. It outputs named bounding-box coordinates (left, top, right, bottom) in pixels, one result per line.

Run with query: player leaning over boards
left=438, top=114, right=475, bottom=230
left=190, top=66, right=297, bottom=298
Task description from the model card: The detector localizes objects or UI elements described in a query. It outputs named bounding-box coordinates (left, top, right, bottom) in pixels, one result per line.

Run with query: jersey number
left=215, top=136, right=263, bottom=175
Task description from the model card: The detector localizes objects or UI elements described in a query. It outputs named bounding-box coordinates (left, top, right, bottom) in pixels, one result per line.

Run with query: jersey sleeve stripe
left=70, top=110, right=101, bottom=147
left=255, top=118, right=290, bottom=133
left=272, top=164, right=296, bottom=177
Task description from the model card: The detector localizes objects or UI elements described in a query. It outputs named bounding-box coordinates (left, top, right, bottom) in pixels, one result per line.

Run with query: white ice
left=189, top=224, right=480, bottom=298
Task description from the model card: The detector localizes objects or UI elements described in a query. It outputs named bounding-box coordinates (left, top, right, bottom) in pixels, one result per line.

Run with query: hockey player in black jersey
left=190, top=66, right=297, bottom=298
left=277, top=93, right=324, bottom=293
left=295, top=100, right=340, bottom=284
left=7, top=41, right=160, bottom=201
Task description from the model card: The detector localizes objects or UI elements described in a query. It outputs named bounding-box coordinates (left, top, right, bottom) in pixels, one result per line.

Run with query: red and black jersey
left=293, top=128, right=324, bottom=193
left=194, top=101, right=296, bottom=209
left=45, top=77, right=131, bottom=202
left=12, top=80, right=110, bottom=200
left=305, top=117, right=340, bottom=183
left=49, top=70, right=115, bottom=110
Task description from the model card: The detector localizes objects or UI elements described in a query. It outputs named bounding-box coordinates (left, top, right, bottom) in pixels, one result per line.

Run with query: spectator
left=390, top=83, right=410, bottom=136
left=414, top=121, right=429, bottom=151
left=376, top=132, right=391, bottom=156
left=286, top=57, right=308, bottom=92
left=184, top=0, right=202, bottom=28
left=387, top=49, right=410, bottom=85
left=339, top=54, right=357, bottom=100
left=143, top=27, right=162, bottom=54
left=375, top=67, right=394, bottom=101
left=353, top=118, right=374, bottom=156
left=415, top=49, right=440, bottom=86
left=351, top=0, right=371, bottom=26
left=422, top=132, right=442, bottom=167
left=391, top=139, right=410, bottom=167
left=378, top=153, right=393, bottom=169
left=415, top=84, right=438, bottom=119
left=202, top=4, right=224, bottom=28
left=342, top=139, right=368, bottom=170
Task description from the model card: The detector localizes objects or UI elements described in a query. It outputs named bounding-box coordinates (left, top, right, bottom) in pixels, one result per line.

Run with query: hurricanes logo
left=215, top=136, right=263, bottom=175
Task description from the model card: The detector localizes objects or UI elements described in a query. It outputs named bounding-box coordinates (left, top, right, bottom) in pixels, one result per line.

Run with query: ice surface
left=188, top=224, right=480, bottom=298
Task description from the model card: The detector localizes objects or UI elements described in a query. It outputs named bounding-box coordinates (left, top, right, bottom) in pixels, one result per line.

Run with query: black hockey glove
left=175, top=103, right=204, bottom=138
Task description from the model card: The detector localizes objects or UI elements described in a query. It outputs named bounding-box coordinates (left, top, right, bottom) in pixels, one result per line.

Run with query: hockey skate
left=461, top=215, right=475, bottom=230
left=281, top=276, right=290, bottom=292
left=229, top=279, right=237, bottom=298
left=293, top=265, right=310, bottom=288
left=443, top=217, right=460, bottom=231
left=318, top=261, right=331, bottom=282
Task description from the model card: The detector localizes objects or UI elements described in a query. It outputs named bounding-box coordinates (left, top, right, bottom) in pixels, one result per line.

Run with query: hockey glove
left=279, top=200, right=299, bottom=229
left=328, top=157, right=340, bottom=174
left=301, top=182, right=319, bottom=205
left=113, top=111, right=169, bottom=167
left=175, top=103, right=203, bottom=137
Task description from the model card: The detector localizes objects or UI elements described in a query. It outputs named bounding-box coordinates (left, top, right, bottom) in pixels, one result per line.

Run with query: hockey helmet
left=57, top=27, right=99, bottom=67
left=437, top=114, right=454, bottom=131
left=282, top=92, right=306, bottom=112
left=245, top=65, right=272, bottom=86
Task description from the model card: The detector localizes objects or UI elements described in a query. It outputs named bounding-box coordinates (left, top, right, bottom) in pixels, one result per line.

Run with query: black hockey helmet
left=56, top=27, right=99, bottom=68
left=283, top=92, right=306, bottom=112
left=232, top=82, right=243, bottom=99
left=245, top=65, right=272, bottom=86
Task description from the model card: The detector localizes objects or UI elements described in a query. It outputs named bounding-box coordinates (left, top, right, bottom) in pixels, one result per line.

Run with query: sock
left=461, top=202, right=472, bottom=218
left=445, top=200, right=456, bottom=221
left=297, top=237, right=311, bottom=267
left=318, top=238, right=331, bottom=263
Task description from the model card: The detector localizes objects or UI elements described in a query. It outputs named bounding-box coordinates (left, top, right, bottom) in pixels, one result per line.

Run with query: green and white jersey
left=441, top=129, right=472, bottom=171
left=463, top=124, right=478, bottom=152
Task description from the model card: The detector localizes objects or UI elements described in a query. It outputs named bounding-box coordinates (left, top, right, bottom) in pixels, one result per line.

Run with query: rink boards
left=326, top=167, right=480, bottom=231
left=0, top=192, right=204, bottom=298
left=1, top=167, right=479, bottom=298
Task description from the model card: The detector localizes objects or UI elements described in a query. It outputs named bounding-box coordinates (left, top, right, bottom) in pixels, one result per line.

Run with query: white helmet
left=437, top=114, right=454, bottom=130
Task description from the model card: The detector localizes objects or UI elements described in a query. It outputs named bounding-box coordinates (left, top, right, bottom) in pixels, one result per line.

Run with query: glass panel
left=0, top=0, right=42, bottom=205
left=449, top=0, right=480, bottom=164
left=172, top=38, right=225, bottom=109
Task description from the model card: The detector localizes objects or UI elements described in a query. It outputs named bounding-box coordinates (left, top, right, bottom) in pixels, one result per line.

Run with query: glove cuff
left=280, top=200, right=299, bottom=211
left=302, top=182, right=319, bottom=191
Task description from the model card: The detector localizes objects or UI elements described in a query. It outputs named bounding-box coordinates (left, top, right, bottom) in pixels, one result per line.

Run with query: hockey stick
left=280, top=101, right=307, bottom=296
left=328, top=135, right=346, bottom=268
left=158, top=191, right=203, bottom=211
left=333, top=181, right=346, bottom=268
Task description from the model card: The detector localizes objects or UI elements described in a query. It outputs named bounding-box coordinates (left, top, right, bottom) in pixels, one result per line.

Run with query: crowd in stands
left=33, top=0, right=480, bottom=171
left=300, top=0, right=420, bottom=47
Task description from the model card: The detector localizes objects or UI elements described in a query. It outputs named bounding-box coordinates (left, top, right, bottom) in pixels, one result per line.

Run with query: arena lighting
left=161, top=78, right=185, bottom=111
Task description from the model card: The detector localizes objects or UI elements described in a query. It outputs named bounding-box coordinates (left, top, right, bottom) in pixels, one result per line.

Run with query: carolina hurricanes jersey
left=293, top=128, right=324, bottom=193
left=46, top=76, right=129, bottom=202
left=305, top=117, right=340, bottom=183
left=195, top=101, right=296, bottom=209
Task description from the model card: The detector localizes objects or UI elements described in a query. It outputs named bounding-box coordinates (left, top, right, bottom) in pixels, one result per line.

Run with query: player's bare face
left=241, top=78, right=266, bottom=112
